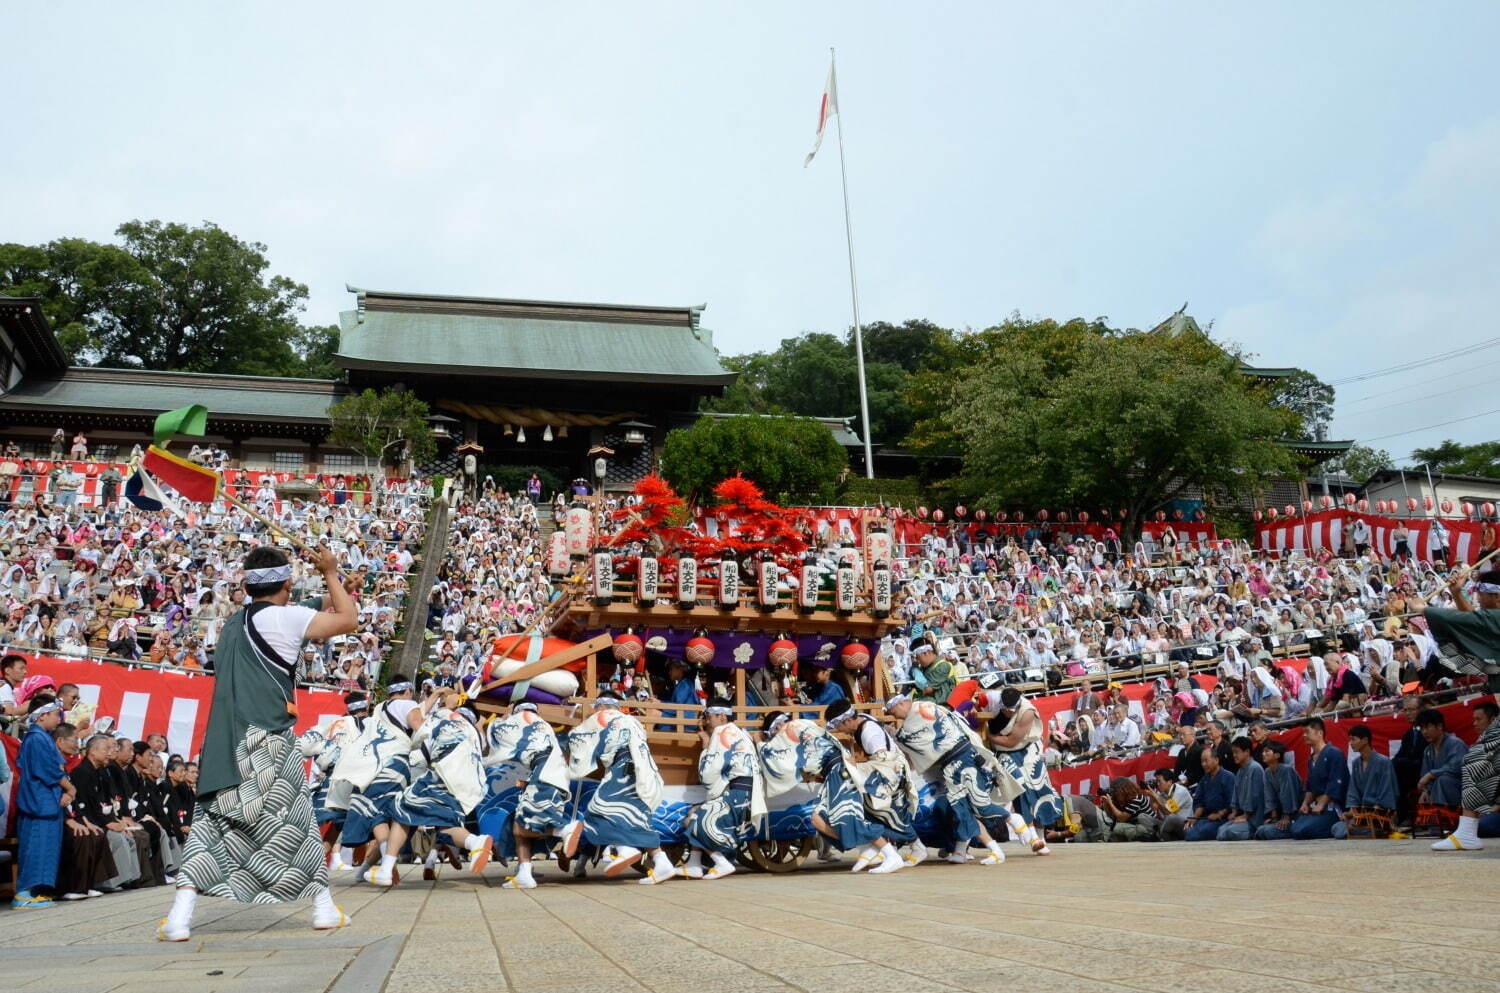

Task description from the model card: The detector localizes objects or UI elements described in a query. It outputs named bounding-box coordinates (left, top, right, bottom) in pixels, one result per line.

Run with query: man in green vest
left=159, top=544, right=359, bottom=941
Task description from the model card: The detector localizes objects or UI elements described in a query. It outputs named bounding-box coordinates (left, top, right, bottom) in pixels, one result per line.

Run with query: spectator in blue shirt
left=1418, top=708, right=1467, bottom=809
left=1217, top=736, right=1268, bottom=840
left=1255, top=740, right=1305, bottom=839
left=1291, top=717, right=1348, bottom=839
left=1184, top=747, right=1236, bottom=841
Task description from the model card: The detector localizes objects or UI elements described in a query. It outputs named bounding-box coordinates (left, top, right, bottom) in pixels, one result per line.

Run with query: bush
left=836, top=475, right=927, bottom=508
left=662, top=415, right=848, bottom=504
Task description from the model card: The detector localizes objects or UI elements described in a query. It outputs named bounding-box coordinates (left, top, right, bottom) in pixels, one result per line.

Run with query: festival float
left=464, top=474, right=903, bottom=871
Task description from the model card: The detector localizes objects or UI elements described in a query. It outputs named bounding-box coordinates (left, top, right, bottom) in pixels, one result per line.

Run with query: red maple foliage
left=706, top=474, right=810, bottom=564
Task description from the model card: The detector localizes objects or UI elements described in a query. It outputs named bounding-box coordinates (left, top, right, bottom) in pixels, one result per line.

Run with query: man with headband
left=486, top=701, right=575, bottom=889
left=682, top=697, right=765, bottom=880
left=296, top=691, right=369, bottom=867
left=885, top=693, right=1021, bottom=866
left=558, top=694, right=677, bottom=884
left=160, top=544, right=358, bottom=941
left=325, top=677, right=419, bottom=873
left=824, top=699, right=925, bottom=870
left=983, top=685, right=1059, bottom=855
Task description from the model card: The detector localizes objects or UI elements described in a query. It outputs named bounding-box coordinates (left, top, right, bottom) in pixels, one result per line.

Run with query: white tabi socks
left=704, top=852, right=736, bottom=880
left=869, top=843, right=905, bottom=874
left=312, top=886, right=349, bottom=930
left=851, top=846, right=879, bottom=872
left=158, top=886, right=196, bottom=941
left=504, top=861, right=538, bottom=889
left=639, top=849, right=679, bottom=885
left=905, top=840, right=929, bottom=865
left=1432, top=815, right=1485, bottom=851
left=332, top=846, right=356, bottom=870
left=1009, top=813, right=1050, bottom=855
left=684, top=849, right=705, bottom=879
left=980, top=840, right=1006, bottom=866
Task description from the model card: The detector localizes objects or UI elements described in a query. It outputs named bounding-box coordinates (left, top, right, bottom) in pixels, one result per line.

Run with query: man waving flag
left=804, top=56, right=838, bottom=167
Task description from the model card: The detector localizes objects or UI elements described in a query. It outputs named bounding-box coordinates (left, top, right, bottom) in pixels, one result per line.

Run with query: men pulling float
left=683, top=698, right=765, bottom=880
left=325, top=678, right=421, bottom=873
left=297, top=690, right=369, bottom=863
left=485, top=702, right=575, bottom=889
left=559, top=695, right=679, bottom=884
left=824, top=699, right=926, bottom=868
left=959, top=678, right=1058, bottom=855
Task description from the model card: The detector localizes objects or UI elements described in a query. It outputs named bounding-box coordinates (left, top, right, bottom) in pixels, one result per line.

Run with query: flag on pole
left=152, top=404, right=208, bottom=448
left=124, top=466, right=182, bottom=515
left=141, top=445, right=221, bottom=503
left=803, top=57, right=839, bottom=167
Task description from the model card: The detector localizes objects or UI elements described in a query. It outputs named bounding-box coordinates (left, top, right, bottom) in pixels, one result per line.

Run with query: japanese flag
left=804, top=59, right=839, bottom=167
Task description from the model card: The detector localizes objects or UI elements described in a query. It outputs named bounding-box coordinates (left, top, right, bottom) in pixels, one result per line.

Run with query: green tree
left=0, top=220, right=330, bottom=377
left=938, top=323, right=1293, bottom=538
left=701, top=352, right=776, bottom=414
left=289, top=324, right=341, bottom=379
left=1326, top=443, right=1394, bottom=482
left=328, top=388, right=436, bottom=500
left=661, top=415, right=848, bottom=504
left=1263, top=368, right=1336, bottom=441
left=1410, top=439, right=1500, bottom=478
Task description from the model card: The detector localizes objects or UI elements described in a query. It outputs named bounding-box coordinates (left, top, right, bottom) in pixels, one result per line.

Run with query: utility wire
left=1328, top=335, right=1500, bottom=386
left=1340, top=355, right=1500, bottom=407
left=1361, top=406, right=1500, bottom=443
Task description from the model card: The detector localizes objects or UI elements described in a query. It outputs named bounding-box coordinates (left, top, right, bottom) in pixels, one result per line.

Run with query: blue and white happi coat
left=989, top=699, right=1062, bottom=827
left=297, top=713, right=364, bottom=825
left=566, top=708, right=664, bottom=851
left=486, top=709, right=573, bottom=838
left=385, top=712, right=487, bottom=828
left=846, top=715, right=920, bottom=844
left=759, top=718, right=883, bottom=851
left=685, top=721, right=766, bottom=855
left=896, top=701, right=1022, bottom=845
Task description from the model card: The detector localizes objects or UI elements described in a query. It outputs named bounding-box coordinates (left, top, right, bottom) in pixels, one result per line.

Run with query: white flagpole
left=830, top=47, right=876, bottom=480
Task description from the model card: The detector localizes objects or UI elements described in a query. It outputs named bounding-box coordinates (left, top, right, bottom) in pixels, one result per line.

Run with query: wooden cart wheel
left=745, top=835, right=816, bottom=873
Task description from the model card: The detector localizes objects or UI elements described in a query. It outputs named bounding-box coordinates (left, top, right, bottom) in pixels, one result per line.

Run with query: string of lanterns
left=1253, top=494, right=1495, bottom=522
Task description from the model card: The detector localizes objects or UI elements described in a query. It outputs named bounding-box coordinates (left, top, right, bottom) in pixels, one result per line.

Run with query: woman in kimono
left=159, top=546, right=358, bottom=942
left=369, top=703, right=493, bottom=886
left=486, top=702, right=574, bottom=889
left=683, top=699, right=765, bottom=880
left=558, top=695, right=677, bottom=884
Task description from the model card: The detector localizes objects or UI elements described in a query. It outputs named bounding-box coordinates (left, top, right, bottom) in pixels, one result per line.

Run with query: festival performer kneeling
left=370, top=696, right=493, bottom=885
left=559, top=694, right=678, bottom=884
left=683, top=697, right=765, bottom=880
left=159, top=545, right=358, bottom=941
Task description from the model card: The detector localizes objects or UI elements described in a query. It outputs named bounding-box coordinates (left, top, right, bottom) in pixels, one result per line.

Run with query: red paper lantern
left=1118, top=509, right=1128, bottom=521
left=955, top=505, right=968, bottom=519
left=1172, top=509, right=1184, bottom=520
left=1486, top=502, right=1497, bottom=518
left=1407, top=498, right=1419, bottom=512
left=1078, top=511, right=1089, bottom=523
left=1320, top=495, right=1333, bottom=510
left=1193, top=509, right=1206, bottom=521
left=612, top=632, right=644, bottom=665
left=1357, top=498, right=1368, bottom=512
left=1423, top=496, right=1434, bottom=512
left=1441, top=499, right=1454, bottom=514
left=917, top=506, right=929, bottom=520
left=1302, top=500, right=1313, bottom=514
left=1155, top=510, right=1167, bottom=522
left=1057, top=510, right=1069, bottom=523
left=685, top=636, right=716, bottom=666
left=1343, top=492, right=1356, bottom=506
left=768, top=638, right=798, bottom=668
left=975, top=508, right=988, bottom=522
left=1375, top=500, right=1387, bottom=514
left=1253, top=510, right=1263, bottom=522
left=933, top=509, right=945, bottom=523
left=1038, top=509, right=1050, bottom=522
left=1463, top=501, right=1475, bottom=518
left=1284, top=504, right=1296, bottom=517
left=1012, top=511, right=1025, bottom=523
left=997, top=511, right=1009, bottom=523
left=1267, top=507, right=1279, bottom=520
left=839, top=642, right=871, bottom=671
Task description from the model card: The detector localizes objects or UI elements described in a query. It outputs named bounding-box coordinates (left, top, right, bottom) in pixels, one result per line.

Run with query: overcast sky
left=7, top=3, right=1499, bottom=461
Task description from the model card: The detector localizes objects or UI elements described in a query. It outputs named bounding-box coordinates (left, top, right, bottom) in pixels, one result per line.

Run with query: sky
left=6, top=3, right=1499, bottom=462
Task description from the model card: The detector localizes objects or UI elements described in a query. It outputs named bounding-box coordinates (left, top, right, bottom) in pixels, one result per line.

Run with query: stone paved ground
left=2, top=840, right=1497, bottom=993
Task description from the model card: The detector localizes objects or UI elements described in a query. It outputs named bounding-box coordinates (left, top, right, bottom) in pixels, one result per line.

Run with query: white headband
left=765, top=713, right=790, bottom=734
left=387, top=681, right=413, bottom=694
left=705, top=705, right=734, bottom=717
left=30, top=700, right=62, bottom=718
left=513, top=702, right=539, bottom=714
left=882, top=693, right=909, bottom=712
left=345, top=699, right=370, bottom=713
left=244, top=564, right=292, bottom=584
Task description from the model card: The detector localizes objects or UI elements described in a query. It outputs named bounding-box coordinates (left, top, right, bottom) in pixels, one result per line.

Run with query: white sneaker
left=869, top=852, right=905, bottom=874
left=1431, top=833, right=1484, bottom=852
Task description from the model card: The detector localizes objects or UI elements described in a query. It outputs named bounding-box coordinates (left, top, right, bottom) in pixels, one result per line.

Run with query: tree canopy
left=1326, top=443, right=1394, bottom=483
left=1410, top=439, right=1500, bottom=478
left=0, top=220, right=335, bottom=377
left=328, top=388, right=436, bottom=471
left=661, top=414, right=848, bottom=504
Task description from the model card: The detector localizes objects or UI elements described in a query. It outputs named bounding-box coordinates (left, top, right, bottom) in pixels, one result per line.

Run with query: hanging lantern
left=1253, top=510, right=1263, bottom=522
left=916, top=506, right=928, bottom=519
left=1156, top=510, right=1167, bottom=522
left=1057, top=510, right=1069, bottom=523
left=840, top=642, right=871, bottom=671
left=1357, top=498, right=1368, bottom=512
left=929, top=509, right=942, bottom=523
left=637, top=555, right=659, bottom=606
left=1375, top=500, right=1387, bottom=514
left=685, top=635, right=716, bottom=666
left=1038, top=509, right=1049, bottom=522
left=955, top=505, right=968, bottom=519
left=516, top=426, right=526, bottom=443
left=591, top=548, right=614, bottom=606
left=1169, top=508, right=1182, bottom=521
left=798, top=553, right=820, bottom=613
left=1320, top=495, right=1333, bottom=510
left=1463, top=501, right=1475, bottom=518
left=975, top=508, right=988, bottom=522
left=871, top=558, right=892, bottom=618
left=768, top=638, right=798, bottom=668
left=1423, top=495, right=1434, bottom=512
left=1485, top=502, right=1497, bottom=518
left=676, top=556, right=698, bottom=608
left=1284, top=504, right=1296, bottom=517
left=1408, top=498, right=1420, bottom=512
left=835, top=558, right=858, bottom=614
left=542, top=425, right=554, bottom=442
left=1267, top=507, right=1279, bottom=520
left=717, top=558, right=740, bottom=607
left=1441, top=499, right=1454, bottom=515
left=1078, top=510, right=1089, bottom=523
left=1342, top=492, right=1355, bottom=507
left=612, top=632, right=644, bottom=665
left=757, top=554, right=779, bottom=611
left=1300, top=500, right=1311, bottom=514
left=1193, top=509, right=1206, bottom=521
left=1012, top=510, right=1025, bottom=523
left=564, top=504, right=593, bottom=559
left=996, top=510, right=1008, bottom=523
left=1118, top=509, right=1128, bottom=521
left=863, top=522, right=892, bottom=566
left=547, top=531, right=569, bottom=575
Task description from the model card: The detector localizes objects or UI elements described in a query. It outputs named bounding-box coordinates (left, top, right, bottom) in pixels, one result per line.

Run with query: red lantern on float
left=1357, top=498, right=1368, bottom=512
left=1078, top=511, right=1089, bottom=523
left=975, top=508, right=988, bottom=522
left=1253, top=510, right=1263, bottom=522
left=839, top=642, right=871, bottom=671
left=685, top=635, right=716, bottom=666
left=1057, top=510, right=1069, bottom=523
left=768, top=638, right=798, bottom=668
left=917, top=506, right=929, bottom=519
left=1407, top=498, right=1419, bottom=513
left=612, top=632, right=644, bottom=665
left=1463, top=501, right=1475, bottom=518
left=1441, top=499, right=1454, bottom=515
left=954, top=505, right=967, bottom=519
left=1486, top=502, right=1498, bottom=518
left=1037, top=509, right=1049, bottom=522
left=933, top=509, right=945, bottom=523
left=1267, top=507, right=1279, bottom=520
